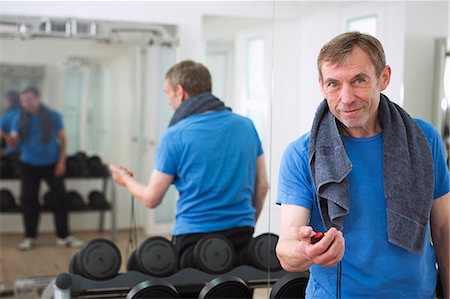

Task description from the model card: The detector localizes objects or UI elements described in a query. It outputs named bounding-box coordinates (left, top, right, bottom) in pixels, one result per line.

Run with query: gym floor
left=0, top=229, right=269, bottom=298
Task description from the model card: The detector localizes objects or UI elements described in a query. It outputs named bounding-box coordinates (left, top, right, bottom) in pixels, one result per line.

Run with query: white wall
left=403, top=1, right=449, bottom=123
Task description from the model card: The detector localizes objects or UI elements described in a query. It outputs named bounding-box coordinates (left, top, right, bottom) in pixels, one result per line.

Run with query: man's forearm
left=253, top=183, right=268, bottom=221
left=122, top=175, right=160, bottom=209
left=58, top=135, right=67, bottom=163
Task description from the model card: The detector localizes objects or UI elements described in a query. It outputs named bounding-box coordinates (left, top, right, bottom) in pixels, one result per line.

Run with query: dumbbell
left=269, top=272, right=309, bottom=298
left=179, top=234, right=235, bottom=274
left=127, top=279, right=180, bottom=299
left=238, top=232, right=282, bottom=271
left=127, top=236, right=178, bottom=277
left=69, top=238, right=122, bottom=280
left=0, top=189, right=16, bottom=211
left=67, top=190, right=87, bottom=210
left=198, top=276, right=251, bottom=299
left=66, top=152, right=90, bottom=177
left=88, top=190, right=109, bottom=209
left=87, top=155, right=106, bottom=177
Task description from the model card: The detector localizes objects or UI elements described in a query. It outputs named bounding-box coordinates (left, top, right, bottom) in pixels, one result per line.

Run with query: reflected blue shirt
left=11, top=110, right=63, bottom=166
left=277, top=119, right=449, bottom=298
left=156, top=110, right=263, bottom=236
left=1, top=108, right=20, bottom=154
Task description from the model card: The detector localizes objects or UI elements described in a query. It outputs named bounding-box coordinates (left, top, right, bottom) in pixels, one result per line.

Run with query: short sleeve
left=155, top=130, right=178, bottom=176
left=276, top=135, right=315, bottom=210
left=10, top=113, right=20, bottom=134
left=429, top=128, right=449, bottom=199
left=54, top=112, right=63, bottom=131
left=416, top=119, right=450, bottom=199
left=246, top=118, right=263, bottom=156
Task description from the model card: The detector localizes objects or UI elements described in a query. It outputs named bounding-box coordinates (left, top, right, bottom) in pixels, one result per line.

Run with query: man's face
left=164, top=79, right=182, bottom=110
left=319, top=46, right=391, bottom=137
left=20, top=91, right=41, bottom=114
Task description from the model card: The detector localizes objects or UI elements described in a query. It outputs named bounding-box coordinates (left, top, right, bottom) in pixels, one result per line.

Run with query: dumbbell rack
left=0, top=171, right=117, bottom=241
left=52, top=267, right=309, bottom=298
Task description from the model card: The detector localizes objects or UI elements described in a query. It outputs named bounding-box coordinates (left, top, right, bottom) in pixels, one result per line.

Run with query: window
left=347, top=15, right=378, bottom=37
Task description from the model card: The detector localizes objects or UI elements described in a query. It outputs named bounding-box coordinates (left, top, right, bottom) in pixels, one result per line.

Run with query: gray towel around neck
left=308, top=94, right=434, bottom=253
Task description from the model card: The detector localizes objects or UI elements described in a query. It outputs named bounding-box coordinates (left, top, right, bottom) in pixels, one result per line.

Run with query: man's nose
left=339, top=84, right=356, bottom=106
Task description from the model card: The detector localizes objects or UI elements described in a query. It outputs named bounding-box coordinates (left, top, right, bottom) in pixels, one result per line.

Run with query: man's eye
left=327, top=82, right=337, bottom=88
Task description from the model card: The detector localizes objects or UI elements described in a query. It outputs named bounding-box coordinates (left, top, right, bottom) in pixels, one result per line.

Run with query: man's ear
left=379, top=65, right=391, bottom=91
left=175, top=84, right=190, bottom=101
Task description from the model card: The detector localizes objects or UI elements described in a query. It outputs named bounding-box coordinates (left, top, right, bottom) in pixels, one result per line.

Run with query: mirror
left=0, top=2, right=278, bottom=297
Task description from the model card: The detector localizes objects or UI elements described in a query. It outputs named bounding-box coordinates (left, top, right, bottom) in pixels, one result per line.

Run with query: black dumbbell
left=0, top=189, right=16, bottom=211
left=67, top=190, right=87, bottom=210
left=179, top=234, right=235, bottom=274
left=238, top=232, right=282, bottom=271
left=88, top=190, right=109, bottom=209
left=0, top=155, right=13, bottom=178
left=269, top=272, right=309, bottom=299
left=69, top=238, right=121, bottom=280
left=66, top=152, right=90, bottom=177
left=87, top=155, right=105, bottom=177
left=198, top=276, right=252, bottom=299
left=127, top=279, right=180, bottom=299
left=127, top=236, right=178, bottom=277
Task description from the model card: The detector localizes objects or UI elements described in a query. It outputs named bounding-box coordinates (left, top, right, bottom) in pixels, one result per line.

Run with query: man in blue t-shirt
left=9, top=86, right=82, bottom=250
left=110, top=60, right=268, bottom=255
left=276, top=32, right=449, bottom=298
left=1, top=90, right=21, bottom=154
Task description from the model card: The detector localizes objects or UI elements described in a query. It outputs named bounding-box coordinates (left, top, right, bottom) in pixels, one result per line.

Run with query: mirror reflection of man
left=110, top=60, right=269, bottom=257
left=0, top=90, right=21, bottom=155
left=8, top=86, right=82, bottom=250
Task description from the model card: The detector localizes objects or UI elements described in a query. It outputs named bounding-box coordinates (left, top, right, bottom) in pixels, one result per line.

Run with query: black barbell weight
left=127, top=236, right=178, bottom=277
left=69, top=238, right=122, bottom=280
left=238, top=232, right=282, bottom=271
left=179, top=234, right=235, bottom=274
left=198, top=276, right=252, bottom=299
left=269, top=272, right=308, bottom=299
left=126, top=279, right=180, bottom=299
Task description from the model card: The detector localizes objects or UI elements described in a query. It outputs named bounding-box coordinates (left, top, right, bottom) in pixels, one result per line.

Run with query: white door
left=131, top=44, right=177, bottom=237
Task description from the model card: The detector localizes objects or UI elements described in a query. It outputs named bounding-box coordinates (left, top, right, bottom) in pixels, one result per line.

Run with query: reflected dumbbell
left=127, top=279, right=180, bottom=299
left=198, top=276, right=251, bottom=299
left=127, top=236, right=178, bottom=277
left=238, top=232, right=282, bottom=271
left=0, top=189, right=16, bottom=211
left=69, top=238, right=122, bottom=280
left=179, top=234, right=235, bottom=274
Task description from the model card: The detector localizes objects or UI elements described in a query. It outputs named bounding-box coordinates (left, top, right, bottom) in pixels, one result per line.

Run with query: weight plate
left=179, top=245, right=195, bottom=269
left=77, top=238, right=121, bottom=280
left=126, top=279, right=180, bottom=299
left=269, top=272, right=308, bottom=299
left=127, top=250, right=139, bottom=271
left=136, top=236, right=178, bottom=277
left=68, top=252, right=79, bottom=274
left=194, top=234, right=235, bottom=274
left=198, top=276, right=251, bottom=299
left=250, top=233, right=281, bottom=271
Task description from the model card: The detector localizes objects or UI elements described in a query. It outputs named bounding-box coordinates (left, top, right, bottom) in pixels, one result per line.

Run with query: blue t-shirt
left=156, top=110, right=263, bottom=236
left=1, top=108, right=20, bottom=154
left=277, top=119, right=449, bottom=298
left=11, top=110, right=63, bottom=166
